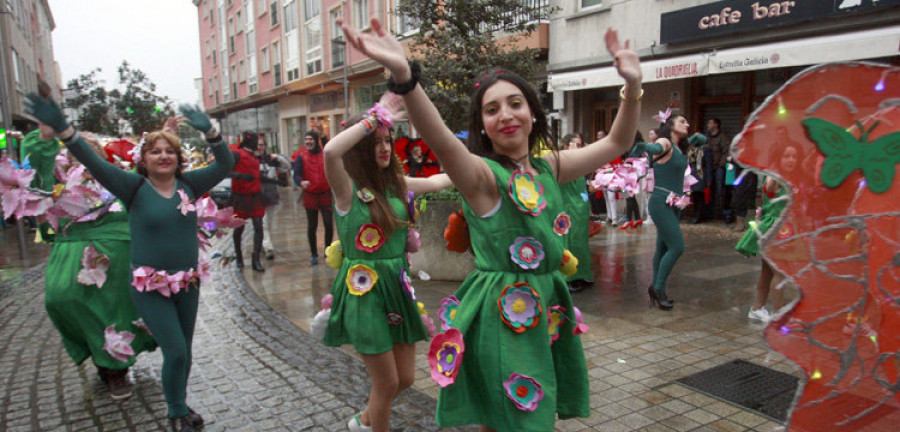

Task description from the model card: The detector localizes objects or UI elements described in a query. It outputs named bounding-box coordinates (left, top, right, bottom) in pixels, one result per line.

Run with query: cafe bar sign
left=660, top=0, right=900, bottom=44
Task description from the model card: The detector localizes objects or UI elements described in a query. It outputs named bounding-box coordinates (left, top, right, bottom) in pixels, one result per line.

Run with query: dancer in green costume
left=322, top=92, right=451, bottom=432
left=631, top=115, right=690, bottom=310
left=338, top=19, right=643, bottom=432
left=24, top=92, right=234, bottom=432
left=737, top=141, right=801, bottom=322
left=34, top=134, right=156, bottom=399
left=558, top=133, right=594, bottom=292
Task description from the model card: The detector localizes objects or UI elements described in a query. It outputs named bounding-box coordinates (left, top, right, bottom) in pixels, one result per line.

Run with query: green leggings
left=130, top=285, right=200, bottom=418
left=648, top=192, right=684, bottom=293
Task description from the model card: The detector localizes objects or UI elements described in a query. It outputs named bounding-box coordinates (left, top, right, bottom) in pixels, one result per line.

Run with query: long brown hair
left=342, top=114, right=408, bottom=235
left=137, top=131, right=185, bottom=177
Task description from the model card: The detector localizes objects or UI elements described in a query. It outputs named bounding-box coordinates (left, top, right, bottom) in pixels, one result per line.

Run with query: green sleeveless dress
left=559, top=178, right=593, bottom=282
left=436, top=158, right=590, bottom=431
left=736, top=185, right=787, bottom=257
left=44, top=209, right=157, bottom=369
left=323, top=186, right=427, bottom=354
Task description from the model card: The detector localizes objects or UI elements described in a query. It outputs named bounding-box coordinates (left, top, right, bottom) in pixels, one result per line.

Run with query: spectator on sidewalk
left=229, top=131, right=266, bottom=272
left=292, top=130, right=333, bottom=265
left=686, top=132, right=713, bottom=224
left=707, top=118, right=733, bottom=223
left=257, top=139, right=291, bottom=259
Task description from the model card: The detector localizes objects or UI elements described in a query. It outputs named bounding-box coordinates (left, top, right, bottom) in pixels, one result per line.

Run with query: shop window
left=581, top=0, right=603, bottom=9
left=703, top=74, right=742, bottom=97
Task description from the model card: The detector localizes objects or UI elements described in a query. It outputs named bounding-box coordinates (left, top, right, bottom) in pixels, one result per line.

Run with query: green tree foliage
left=113, top=61, right=174, bottom=136
left=64, top=69, right=119, bottom=135
left=394, top=0, right=555, bottom=132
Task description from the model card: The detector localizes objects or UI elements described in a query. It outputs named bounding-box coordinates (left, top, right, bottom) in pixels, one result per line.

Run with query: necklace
left=514, top=153, right=530, bottom=170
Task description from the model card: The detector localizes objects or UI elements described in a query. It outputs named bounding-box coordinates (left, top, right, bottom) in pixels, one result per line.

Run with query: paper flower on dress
left=438, top=295, right=461, bottom=331
left=665, top=192, right=691, bottom=209
left=682, top=166, right=698, bottom=193
left=503, top=372, right=544, bottom=411
left=498, top=282, right=542, bottom=334
left=131, top=319, right=152, bottom=336
left=428, top=328, right=464, bottom=387
left=356, top=223, right=386, bottom=253
left=444, top=210, right=470, bottom=253
left=560, top=249, right=579, bottom=277
left=419, top=303, right=437, bottom=339
left=653, top=108, right=672, bottom=124
left=176, top=190, right=196, bottom=216
left=103, top=325, right=136, bottom=362
left=356, top=187, right=375, bottom=203
left=0, top=159, right=53, bottom=220
left=553, top=213, right=571, bottom=236
left=400, top=269, right=417, bottom=301
left=509, top=170, right=547, bottom=216
left=346, top=264, right=378, bottom=296
left=406, top=228, right=421, bottom=253
left=573, top=306, right=590, bottom=335
left=592, top=163, right=642, bottom=197
left=194, top=196, right=218, bottom=220
left=509, top=237, right=545, bottom=270
left=321, top=294, right=334, bottom=310
left=548, top=305, right=566, bottom=344
left=325, top=240, right=344, bottom=269
left=387, top=312, right=403, bottom=325
left=76, top=245, right=111, bottom=288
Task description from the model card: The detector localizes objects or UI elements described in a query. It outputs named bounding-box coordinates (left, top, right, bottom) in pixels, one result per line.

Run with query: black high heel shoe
left=648, top=286, right=674, bottom=310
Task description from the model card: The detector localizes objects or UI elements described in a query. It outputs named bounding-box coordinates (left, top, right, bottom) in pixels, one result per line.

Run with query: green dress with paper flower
left=44, top=209, right=157, bottom=369
left=433, top=157, right=589, bottom=432
left=323, top=186, right=427, bottom=354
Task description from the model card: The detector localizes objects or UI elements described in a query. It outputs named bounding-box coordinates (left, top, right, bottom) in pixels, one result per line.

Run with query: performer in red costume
left=230, top=131, right=266, bottom=272
left=292, top=130, right=333, bottom=265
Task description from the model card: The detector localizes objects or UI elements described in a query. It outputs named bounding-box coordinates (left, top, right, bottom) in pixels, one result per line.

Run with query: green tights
left=648, top=192, right=684, bottom=293
left=130, top=285, right=200, bottom=418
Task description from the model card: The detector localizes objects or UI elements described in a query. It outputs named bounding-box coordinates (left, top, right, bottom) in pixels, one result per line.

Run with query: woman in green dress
left=24, top=92, right=234, bottom=432
left=338, top=18, right=642, bottom=432
left=736, top=141, right=802, bottom=322
left=558, top=133, right=594, bottom=293
left=37, top=134, right=156, bottom=400
left=322, top=93, right=451, bottom=432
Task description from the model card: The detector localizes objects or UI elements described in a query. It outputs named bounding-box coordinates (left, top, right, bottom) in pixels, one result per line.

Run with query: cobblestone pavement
left=0, top=234, right=463, bottom=432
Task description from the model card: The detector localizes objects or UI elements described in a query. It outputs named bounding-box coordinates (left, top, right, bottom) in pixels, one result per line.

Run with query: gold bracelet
left=619, top=86, right=644, bottom=104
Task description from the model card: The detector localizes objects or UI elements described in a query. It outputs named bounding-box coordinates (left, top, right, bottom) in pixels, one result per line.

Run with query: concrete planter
left=408, top=199, right=475, bottom=281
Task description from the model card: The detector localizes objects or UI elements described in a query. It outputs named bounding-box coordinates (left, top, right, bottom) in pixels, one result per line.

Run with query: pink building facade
left=194, top=0, right=409, bottom=155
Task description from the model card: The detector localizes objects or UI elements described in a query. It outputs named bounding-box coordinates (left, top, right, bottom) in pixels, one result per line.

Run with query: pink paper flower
left=438, top=295, right=461, bottom=331
left=406, top=228, right=421, bottom=253
left=573, top=306, right=590, bottom=335
left=177, top=190, right=196, bottom=216
left=421, top=313, right=437, bottom=339
left=195, top=197, right=218, bottom=219
left=320, top=293, right=334, bottom=310
left=653, top=108, right=672, bottom=124
left=76, top=245, right=111, bottom=288
left=683, top=166, right=698, bottom=193
left=356, top=223, right=386, bottom=253
left=103, top=325, right=136, bottom=362
left=509, top=237, right=545, bottom=270
left=665, top=192, right=691, bottom=210
left=428, top=328, right=464, bottom=387
left=503, top=372, right=544, bottom=411
left=131, top=266, right=153, bottom=292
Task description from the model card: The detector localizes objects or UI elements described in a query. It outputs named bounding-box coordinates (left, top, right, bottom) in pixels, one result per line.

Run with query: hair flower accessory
left=503, top=372, right=544, bottom=411
left=653, top=108, right=672, bottom=124
left=498, top=282, right=542, bottom=333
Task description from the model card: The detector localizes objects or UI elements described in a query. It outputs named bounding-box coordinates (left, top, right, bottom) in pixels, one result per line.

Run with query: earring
left=481, top=129, right=486, bottom=135
left=532, top=118, right=536, bottom=123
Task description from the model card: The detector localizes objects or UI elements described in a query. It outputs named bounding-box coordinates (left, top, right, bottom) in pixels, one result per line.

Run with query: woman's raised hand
left=378, top=92, right=407, bottom=123
left=604, top=29, right=642, bottom=86
left=178, top=104, right=212, bottom=134
left=338, top=18, right=410, bottom=80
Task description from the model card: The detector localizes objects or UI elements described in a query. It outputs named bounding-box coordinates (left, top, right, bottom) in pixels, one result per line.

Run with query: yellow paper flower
left=346, top=264, right=378, bottom=296
left=514, top=176, right=541, bottom=210
left=325, top=240, right=343, bottom=269
left=560, top=249, right=579, bottom=276
left=356, top=223, right=385, bottom=252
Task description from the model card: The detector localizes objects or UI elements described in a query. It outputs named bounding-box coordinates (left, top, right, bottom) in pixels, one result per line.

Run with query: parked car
left=210, top=178, right=231, bottom=209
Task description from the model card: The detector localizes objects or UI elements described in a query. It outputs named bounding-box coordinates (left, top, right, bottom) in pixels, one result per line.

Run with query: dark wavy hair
left=467, top=68, right=555, bottom=170
left=341, top=114, right=407, bottom=235
left=658, top=116, right=688, bottom=154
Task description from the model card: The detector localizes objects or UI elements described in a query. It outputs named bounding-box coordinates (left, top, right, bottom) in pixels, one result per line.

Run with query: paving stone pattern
left=0, top=237, right=463, bottom=432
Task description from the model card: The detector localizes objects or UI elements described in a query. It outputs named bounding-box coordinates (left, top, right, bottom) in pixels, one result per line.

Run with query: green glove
left=23, top=92, right=70, bottom=133
left=178, top=104, right=212, bottom=134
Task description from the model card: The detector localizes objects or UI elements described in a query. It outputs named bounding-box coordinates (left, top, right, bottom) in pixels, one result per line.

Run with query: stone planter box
left=409, top=199, right=475, bottom=281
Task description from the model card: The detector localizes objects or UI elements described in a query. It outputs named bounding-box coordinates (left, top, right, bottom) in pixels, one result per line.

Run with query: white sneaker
left=347, top=413, right=372, bottom=432
left=748, top=307, right=772, bottom=323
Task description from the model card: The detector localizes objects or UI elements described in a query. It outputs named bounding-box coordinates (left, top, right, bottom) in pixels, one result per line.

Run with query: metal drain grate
left=676, top=359, right=799, bottom=422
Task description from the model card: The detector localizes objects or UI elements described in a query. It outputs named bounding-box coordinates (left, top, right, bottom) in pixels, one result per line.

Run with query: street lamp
left=331, top=37, right=349, bottom=121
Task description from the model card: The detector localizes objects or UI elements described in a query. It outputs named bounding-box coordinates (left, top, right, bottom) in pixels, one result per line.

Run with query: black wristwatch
left=386, top=61, right=421, bottom=95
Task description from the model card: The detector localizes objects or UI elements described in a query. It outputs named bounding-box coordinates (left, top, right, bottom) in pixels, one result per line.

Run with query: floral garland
left=131, top=260, right=210, bottom=298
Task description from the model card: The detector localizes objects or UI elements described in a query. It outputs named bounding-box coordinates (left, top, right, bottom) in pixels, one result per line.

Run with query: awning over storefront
left=549, top=54, right=709, bottom=92
left=707, top=26, right=900, bottom=74
left=549, top=26, right=900, bottom=92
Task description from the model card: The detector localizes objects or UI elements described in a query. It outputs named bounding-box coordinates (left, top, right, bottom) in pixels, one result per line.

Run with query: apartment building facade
left=0, top=0, right=61, bottom=131
left=548, top=0, right=900, bottom=146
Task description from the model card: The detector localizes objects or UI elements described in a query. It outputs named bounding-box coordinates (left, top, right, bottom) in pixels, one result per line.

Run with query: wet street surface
left=0, top=189, right=833, bottom=431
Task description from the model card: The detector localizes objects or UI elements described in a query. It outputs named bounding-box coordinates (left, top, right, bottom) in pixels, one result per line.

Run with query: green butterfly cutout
left=802, top=118, right=900, bottom=194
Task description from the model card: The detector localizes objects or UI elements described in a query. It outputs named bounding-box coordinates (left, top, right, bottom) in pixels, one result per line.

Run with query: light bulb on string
left=777, top=96, right=786, bottom=116
left=874, top=70, right=889, bottom=92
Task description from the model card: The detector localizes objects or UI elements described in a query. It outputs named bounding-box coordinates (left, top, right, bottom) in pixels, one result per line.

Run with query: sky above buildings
left=50, top=0, right=202, bottom=106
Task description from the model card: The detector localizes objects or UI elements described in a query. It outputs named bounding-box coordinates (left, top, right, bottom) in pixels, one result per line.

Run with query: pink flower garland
left=131, top=259, right=209, bottom=297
